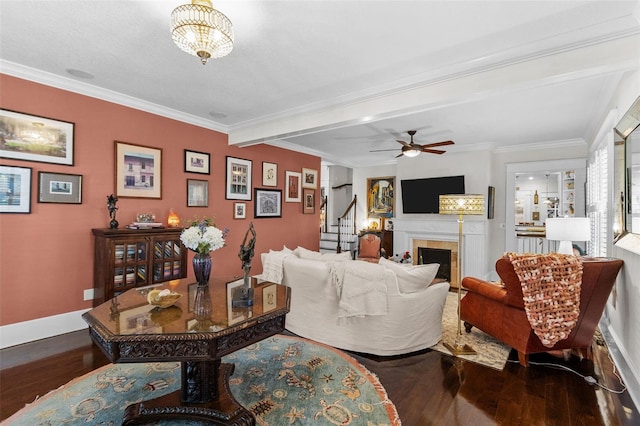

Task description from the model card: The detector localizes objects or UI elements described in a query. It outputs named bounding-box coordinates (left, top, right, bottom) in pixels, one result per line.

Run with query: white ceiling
left=1, top=1, right=639, bottom=167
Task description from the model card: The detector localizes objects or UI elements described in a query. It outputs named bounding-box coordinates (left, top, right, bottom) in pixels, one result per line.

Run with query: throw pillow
left=295, top=246, right=352, bottom=261
left=270, top=245, right=294, bottom=255
left=359, top=236, right=380, bottom=258
left=294, top=246, right=321, bottom=259
left=379, top=257, right=439, bottom=293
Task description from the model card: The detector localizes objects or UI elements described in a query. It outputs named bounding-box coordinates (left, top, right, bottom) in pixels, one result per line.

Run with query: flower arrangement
left=402, top=251, right=411, bottom=262
left=180, top=217, right=229, bottom=254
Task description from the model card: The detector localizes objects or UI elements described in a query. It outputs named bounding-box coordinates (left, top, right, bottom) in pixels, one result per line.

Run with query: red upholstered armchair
left=460, top=256, right=623, bottom=366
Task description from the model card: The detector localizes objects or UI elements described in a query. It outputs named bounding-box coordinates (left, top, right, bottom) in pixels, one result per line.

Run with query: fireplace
left=393, top=218, right=487, bottom=286
left=418, top=247, right=452, bottom=282
left=412, top=239, right=459, bottom=288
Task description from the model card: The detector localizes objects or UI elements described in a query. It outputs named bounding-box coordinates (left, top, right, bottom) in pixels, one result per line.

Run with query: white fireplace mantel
left=392, top=218, right=488, bottom=280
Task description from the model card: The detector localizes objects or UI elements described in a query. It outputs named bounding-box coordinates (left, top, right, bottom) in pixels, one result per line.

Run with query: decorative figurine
left=107, top=194, right=119, bottom=229
left=232, top=222, right=256, bottom=308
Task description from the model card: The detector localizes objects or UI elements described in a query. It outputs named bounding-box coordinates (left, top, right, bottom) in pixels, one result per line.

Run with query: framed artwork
left=0, top=165, right=32, bottom=213
left=227, top=279, right=252, bottom=325
left=285, top=171, right=301, bottom=202
left=262, top=161, right=277, bottom=187
left=114, top=141, right=162, bottom=199
left=225, top=156, right=252, bottom=200
left=302, top=168, right=318, bottom=189
left=234, top=202, right=246, bottom=219
left=38, top=171, right=82, bottom=204
left=0, top=109, right=74, bottom=165
left=303, top=188, right=315, bottom=214
left=254, top=188, right=282, bottom=218
left=184, top=149, right=210, bottom=174
left=366, top=176, right=395, bottom=218
left=187, top=179, right=208, bottom=207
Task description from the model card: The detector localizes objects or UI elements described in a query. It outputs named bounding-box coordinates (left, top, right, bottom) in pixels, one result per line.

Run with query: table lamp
left=439, top=194, right=485, bottom=356
left=546, top=217, right=591, bottom=255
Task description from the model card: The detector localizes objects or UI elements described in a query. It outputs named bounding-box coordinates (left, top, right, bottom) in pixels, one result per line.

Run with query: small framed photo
left=38, top=172, right=82, bottom=204
left=184, top=149, right=210, bottom=174
left=115, top=141, right=162, bottom=199
left=226, top=156, right=252, bottom=200
left=0, top=109, right=74, bottom=165
left=254, top=188, right=282, bottom=218
left=303, top=188, right=315, bottom=214
left=234, top=202, right=246, bottom=219
left=302, top=168, right=318, bottom=189
left=0, top=165, right=32, bottom=213
left=187, top=179, right=209, bottom=207
left=227, top=279, right=251, bottom=325
left=285, top=171, right=301, bottom=202
left=262, top=161, right=277, bottom=187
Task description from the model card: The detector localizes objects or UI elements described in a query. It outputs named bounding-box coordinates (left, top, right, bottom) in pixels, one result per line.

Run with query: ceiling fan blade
left=395, top=152, right=404, bottom=158
left=421, top=148, right=447, bottom=154
left=420, top=140, right=455, bottom=148
left=369, top=148, right=402, bottom=153
left=396, top=139, right=410, bottom=146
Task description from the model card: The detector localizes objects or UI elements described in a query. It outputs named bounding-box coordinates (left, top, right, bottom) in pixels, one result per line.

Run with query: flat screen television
left=401, top=175, right=465, bottom=214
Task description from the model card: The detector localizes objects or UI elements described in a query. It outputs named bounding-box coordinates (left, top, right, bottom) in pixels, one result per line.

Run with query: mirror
left=614, top=96, right=640, bottom=254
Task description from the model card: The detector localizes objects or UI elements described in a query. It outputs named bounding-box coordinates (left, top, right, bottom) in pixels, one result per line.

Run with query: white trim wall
left=0, top=309, right=89, bottom=349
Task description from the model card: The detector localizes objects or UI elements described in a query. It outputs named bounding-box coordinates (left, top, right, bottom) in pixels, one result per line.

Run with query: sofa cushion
left=294, top=246, right=352, bottom=261
left=379, top=257, right=439, bottom=293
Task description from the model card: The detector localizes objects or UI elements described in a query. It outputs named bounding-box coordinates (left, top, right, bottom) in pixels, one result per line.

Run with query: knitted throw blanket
left=506, top=252, right=583, bottom=348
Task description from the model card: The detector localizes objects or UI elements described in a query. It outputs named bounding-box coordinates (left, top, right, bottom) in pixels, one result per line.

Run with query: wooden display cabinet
left=92, top=228, right=187, bottom=305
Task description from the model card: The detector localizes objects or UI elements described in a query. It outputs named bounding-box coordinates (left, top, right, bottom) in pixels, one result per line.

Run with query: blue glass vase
left=192, top=252, right=212, bottom=288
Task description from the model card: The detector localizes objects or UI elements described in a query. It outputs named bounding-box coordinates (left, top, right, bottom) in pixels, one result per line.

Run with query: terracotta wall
left=0, top=74, right=320, bottom=326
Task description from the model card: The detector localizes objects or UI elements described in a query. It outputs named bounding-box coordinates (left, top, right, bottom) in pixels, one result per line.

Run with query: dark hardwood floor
left=1, top=330, right=637, bottom=425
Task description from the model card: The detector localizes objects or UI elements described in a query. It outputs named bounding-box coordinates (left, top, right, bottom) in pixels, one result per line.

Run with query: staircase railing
left=336, top=195, right=357, bottom=253
left=319, top=195, right=328, bottom=233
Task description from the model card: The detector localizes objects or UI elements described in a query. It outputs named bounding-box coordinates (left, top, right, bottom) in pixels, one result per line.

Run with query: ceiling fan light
left=171, top=0, right=234, bottom=65
left=403, top=149, right=421, bottom=157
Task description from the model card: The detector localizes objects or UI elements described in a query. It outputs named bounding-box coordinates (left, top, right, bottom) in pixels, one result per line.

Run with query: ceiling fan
left=370, top=130, right=454, bottom=158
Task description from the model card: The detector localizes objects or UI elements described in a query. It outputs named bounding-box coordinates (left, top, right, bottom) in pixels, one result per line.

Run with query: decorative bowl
left=147, top=289, right=182, bottom=308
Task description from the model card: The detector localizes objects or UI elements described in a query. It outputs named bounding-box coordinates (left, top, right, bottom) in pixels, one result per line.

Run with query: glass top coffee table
left=82, top=277, right=290, bottom=425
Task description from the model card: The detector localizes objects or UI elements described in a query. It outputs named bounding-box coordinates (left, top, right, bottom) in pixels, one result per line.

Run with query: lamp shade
left=546, top=217, right=591, bottom=254
left=439, top=194, right=485, bottom=215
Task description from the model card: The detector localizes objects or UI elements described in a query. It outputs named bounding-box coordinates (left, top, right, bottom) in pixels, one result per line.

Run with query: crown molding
left=494, top=138, right=586, bottom=154
left=0, top=60, right=230, bottom=135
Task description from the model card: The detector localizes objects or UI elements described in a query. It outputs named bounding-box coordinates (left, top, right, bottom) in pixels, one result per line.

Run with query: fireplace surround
left=393, top=218, right=487, bottom=287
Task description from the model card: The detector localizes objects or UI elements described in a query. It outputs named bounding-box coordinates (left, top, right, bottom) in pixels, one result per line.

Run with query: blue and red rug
left=4, top=334, right=400, bottom=425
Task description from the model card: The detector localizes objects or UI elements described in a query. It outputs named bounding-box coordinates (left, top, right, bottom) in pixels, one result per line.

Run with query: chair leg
left=518, top=352, right=529, bottom=367
left=463, top=322, right=473, bottom=333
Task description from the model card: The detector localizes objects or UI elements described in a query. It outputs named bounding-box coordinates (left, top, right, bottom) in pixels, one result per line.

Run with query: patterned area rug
left=4, top=335, right=400, bottom=425
left=432, top=292, right=511, bottom=370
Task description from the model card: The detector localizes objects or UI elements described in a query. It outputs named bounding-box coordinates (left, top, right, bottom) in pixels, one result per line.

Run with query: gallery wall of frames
left=0, top=74, right=321, bottom=328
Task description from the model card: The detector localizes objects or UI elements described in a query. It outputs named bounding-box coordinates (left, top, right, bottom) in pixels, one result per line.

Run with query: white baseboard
left=0, top=309, right=90, bottom=349
left=600, top=319, right=640, bottom=413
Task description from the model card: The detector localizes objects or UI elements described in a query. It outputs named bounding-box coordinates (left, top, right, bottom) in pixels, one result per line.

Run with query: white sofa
left=259, top=250, right=450, bottom=356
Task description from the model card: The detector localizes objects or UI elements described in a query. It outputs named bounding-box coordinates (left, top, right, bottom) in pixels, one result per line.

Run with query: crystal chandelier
left=170, top=0, right=234, bottom=65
